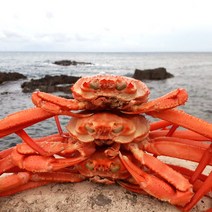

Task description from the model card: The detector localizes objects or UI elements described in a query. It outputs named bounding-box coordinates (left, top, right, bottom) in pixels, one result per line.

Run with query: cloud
left=1, top=31, right=22, bottom=40
left=46, top=11, right=54, bottom=19
left=0, top=0, right=212, bottom=51
left=0, top=30, right=31, bottom=43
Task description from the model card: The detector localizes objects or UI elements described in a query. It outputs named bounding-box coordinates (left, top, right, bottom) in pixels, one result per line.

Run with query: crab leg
left=183, top=172, right=212, bottom=211
left=0, top=151, right=87, bottom=175
left=119, top=152, right=193, bottom=206
left=150, top=129, right=210, bottom=141
left=0, top=108, right=55, bottom=155
left=0, top=171, right=85, bottom=197
left=0, top=155, right=14, bottom=174
left=190, top=143, right=212, bottom=183
left=150, top=120, right=171, bottom=130
left=0, top=147, right=14, bottom=159
left=149, top=110, right=212, bottom=188
left=126, top=143, right=192, bottom=191
left=143, top=137, right=212, bottom=165
left=0, top=172, right=47, bottom=195
left=0, top=139, right=96, bottom=174
left=0, top=108, right=53, bottom=138
left=169, top=164, right=212, bottom=198
left=32, top=91, right=92, bottom=117
left=7, top=134, right=69, bottom=157
left=0, top=181, right=50, bottom=197
left=15, top=129, right=49, bottom=155
left=118, top=165, right=210, bottom=197
left=148, top=109, right=212, bottom=139
left=145, top=116, right=209, bottom=140
left=124, top=88, right=188, bottom=113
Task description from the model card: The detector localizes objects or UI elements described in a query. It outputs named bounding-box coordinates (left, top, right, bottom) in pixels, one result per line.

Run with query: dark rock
left=21, top=75, right=81, bottom=93
left=1, top=91, right=10, bottom=95
left=133, top=67, right=174, bottom=80
left=0, top=72, right=27, bottom=84
left=53, top=60, right=93, bottom=66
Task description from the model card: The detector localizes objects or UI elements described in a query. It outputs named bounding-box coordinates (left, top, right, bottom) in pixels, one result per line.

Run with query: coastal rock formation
left=53, top=60, right=93, bottom=66
left=0, top=72, right=27, bottom=84
left=133, top=68, right=174, bottom=80
left=20, top=68, right=174, bottom=94
left=21, top=75, right=80, bottom=93
left=0, top=181, right=209, bottom=212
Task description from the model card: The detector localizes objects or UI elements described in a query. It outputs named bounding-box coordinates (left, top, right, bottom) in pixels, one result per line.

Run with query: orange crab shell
left=71, top=75, right=150, bottom=102
left=66, top=112, right=150, bottom=143
left=76, top=149, right=132, bottom=180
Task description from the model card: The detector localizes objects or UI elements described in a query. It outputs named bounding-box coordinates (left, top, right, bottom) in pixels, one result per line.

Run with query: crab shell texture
left=71, top=75, right=150, bottom=103
left=66, top=112, right=150, bottom=144
left=76, top=149, right=132, bottom=180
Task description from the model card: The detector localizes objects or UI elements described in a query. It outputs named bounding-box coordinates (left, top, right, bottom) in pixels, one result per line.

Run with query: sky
left=0, top=0, right=212, bottom=52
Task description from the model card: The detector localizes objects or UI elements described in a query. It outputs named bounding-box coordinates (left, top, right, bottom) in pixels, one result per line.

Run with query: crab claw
left=119, top=152, right=193, bottom=206
left=0, top=147, right=87, bottom=175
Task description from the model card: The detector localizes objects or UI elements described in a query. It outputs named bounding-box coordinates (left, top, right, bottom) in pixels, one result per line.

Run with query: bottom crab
left=0, top=138, right=210, bottom=211
left=0, top=112, right=211, bottom=211
left=0, top=147, right=195, bottom=205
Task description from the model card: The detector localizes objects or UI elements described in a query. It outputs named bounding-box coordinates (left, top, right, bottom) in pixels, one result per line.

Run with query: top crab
left=32, top=75, right=188, bottom=114
left=72, top=75, right=150, bottom=105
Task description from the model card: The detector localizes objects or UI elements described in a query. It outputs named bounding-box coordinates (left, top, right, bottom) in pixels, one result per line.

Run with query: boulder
left=0, top=72, right=27, bottom=84
left=133, top=68, right=174, bottom=80
left=53, top=60, right=93, bottom=66
left=0, top=182, right=209, bottom=212
left=21, top=75, right=80, bottom=93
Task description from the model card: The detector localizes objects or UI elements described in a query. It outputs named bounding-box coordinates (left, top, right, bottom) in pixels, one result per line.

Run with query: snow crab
left=0, top=74, right=211, bottom=211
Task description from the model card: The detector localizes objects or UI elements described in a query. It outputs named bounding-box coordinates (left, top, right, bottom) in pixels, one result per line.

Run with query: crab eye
left=127, top=82, right=134, bottom=89
left=85, top=123, right=95, bottom=133
left=126, top=82, right=136, bottom=94
left=86, top=160, right=94, bottom=170
left=116, top=81, right=127, bottom=90
left=112, top=123, right=124, bottom=133
left=82, top=81, right=89, bottom=88
left=110, top=163, right=120, bottom=173
left=89, top=80, right=99, bottom=89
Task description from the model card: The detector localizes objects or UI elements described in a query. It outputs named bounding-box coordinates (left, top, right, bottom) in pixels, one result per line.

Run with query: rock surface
left=21, top=75, right=80, bottom=93
left=0, top=181, right=210, bottom=212
left=0, top=72, right=27, bottom=84
left=53, top=60, right=93, bottom=66
left=133, top=67, right=174, bottom=80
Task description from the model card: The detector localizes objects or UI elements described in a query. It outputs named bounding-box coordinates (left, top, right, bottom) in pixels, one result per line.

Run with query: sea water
left=0, top=52, right=211, bottom=150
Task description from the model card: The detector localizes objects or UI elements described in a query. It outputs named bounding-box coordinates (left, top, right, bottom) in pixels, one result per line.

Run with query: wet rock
left=21, top=75, right=81, bottom=93
left=133, top=67, right=174, bottom=80
left=0, top=72, right=27, bottom=84
left=53, top=60, right=93, bottom=66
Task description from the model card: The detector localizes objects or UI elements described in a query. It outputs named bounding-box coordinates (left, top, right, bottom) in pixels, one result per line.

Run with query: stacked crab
left=0, top=75, right=211, bottom=211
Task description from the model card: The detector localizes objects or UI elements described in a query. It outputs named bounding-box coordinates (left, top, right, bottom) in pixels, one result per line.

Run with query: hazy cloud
left=46, top=11, right=54, bottom=19
left=0, top=0, right=212, bottom=51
